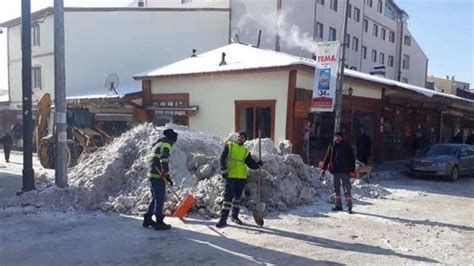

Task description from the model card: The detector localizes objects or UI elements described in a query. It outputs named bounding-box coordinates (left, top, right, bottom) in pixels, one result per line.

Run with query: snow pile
left=0, top=124, right=326, bottom=217
left=0, top=123, right=391, bottom=217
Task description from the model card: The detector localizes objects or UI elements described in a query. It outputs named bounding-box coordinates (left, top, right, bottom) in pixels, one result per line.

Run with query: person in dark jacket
left=466, top=133, right=474, bottom=145
left=356, top=129, right=371, bottom=165
left=143, top=128, right=178, bottom=230
left=0, top=133, right=13, bottom=163
left=452, top=132, right=463, bottom=144
left=321, top=132, right=356, bottom=214
left=215, top=131, right=263, bottom=228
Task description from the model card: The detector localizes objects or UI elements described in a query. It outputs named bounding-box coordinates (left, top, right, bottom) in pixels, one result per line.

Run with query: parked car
left=407, top=144, right=474, bottom=181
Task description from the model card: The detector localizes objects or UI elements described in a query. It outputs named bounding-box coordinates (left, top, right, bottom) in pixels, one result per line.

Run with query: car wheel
left=450, top=166, right=459, bottom=182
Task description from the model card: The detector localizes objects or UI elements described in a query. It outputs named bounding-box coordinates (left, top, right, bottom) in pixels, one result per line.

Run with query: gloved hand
left=160, top=172, right=173, bottom=186
left=221, top=169, right=228, bottom=179
left=257, top=160, right=264, bottom=167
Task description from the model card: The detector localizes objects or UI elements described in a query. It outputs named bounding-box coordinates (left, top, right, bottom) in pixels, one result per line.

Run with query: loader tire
left=67, top=140, right=83, bottom=168
left=39, top=138, right=55, bottom=169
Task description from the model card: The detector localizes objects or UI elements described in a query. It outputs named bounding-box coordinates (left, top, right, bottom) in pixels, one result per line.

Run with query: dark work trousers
left=358, top=154, right=368, bottom=165
left=334, top=173, right=353, bottom=210
left=3, top=145, right=11, bottom=162
left=146, top=178, right=166, bottom=222
left=219, top=178, right=247, bottom=221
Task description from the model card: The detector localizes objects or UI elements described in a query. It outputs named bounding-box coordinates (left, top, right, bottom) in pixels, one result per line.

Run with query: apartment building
left=0, top=6, right=229, bottom=104
left=228, top=0, right=428, bottom=87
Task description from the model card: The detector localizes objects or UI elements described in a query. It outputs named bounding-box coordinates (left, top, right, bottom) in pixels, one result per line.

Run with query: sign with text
left=311, top=41, right=341, bottom=112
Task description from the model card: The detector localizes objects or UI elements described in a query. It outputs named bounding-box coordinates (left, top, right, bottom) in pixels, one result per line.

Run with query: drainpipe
left=397, top=19, right=404, bottom=81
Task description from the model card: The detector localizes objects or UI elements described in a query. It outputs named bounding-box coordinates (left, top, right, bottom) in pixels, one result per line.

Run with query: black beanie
left=163, top=129, right=178, bottom=142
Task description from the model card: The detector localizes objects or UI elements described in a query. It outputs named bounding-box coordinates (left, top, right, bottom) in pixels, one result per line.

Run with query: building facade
left=427, top=75, right=471, bottom=95
left=1, top=7, right=230, bottom=105
left=135, top=44, right=474, bottom=163
left=126, top=0, right=430, bottom=88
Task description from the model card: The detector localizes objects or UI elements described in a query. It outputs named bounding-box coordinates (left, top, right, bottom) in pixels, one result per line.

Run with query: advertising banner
left=311, top=41, right=341, bottom=112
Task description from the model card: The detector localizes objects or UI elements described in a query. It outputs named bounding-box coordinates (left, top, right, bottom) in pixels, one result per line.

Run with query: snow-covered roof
left=135, top=43, right=473, bottom=105
left=343, top=69, right=472, bottom=103
left=134, top=43, right=314, bottom=79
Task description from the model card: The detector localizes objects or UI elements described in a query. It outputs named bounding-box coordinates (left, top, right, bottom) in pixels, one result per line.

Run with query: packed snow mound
left=0, top=123, right=389, bottom=217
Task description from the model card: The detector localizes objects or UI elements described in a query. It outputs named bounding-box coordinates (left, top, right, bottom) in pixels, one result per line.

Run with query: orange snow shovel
left=170, top=186, right=196, bottom=222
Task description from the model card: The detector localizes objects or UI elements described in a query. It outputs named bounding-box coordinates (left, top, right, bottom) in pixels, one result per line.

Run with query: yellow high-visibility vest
left=226, top=142, right=249, bottom=179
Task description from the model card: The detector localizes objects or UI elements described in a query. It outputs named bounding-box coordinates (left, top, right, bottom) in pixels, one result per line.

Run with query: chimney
left=451, top=75, right=455, bottom=81
left=138, top=0, right=145, bottom=7
left=219, top=52, right=227, bottom=66
left=446, top=75, right=450, bottom=80
left=191, top=49, right=197, bottom=57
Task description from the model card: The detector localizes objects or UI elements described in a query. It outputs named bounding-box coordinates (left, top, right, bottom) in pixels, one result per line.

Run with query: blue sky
left=396, top=0, right=473, bottom=87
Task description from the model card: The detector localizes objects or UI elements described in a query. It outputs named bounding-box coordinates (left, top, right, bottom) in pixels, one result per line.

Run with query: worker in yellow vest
left=143, top=128, right=178, bottom=230
left=216, top=131, right=263, bottom=228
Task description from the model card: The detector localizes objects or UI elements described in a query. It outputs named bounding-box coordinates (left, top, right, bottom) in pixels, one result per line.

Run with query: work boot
left=215, top=218, right=227, bottom=228
left=154, top=221, right=172, bottom=230
left=332, top=206, right=343, bottom=212
left=142, top=214, right=157, bottom=228
left=346, top=208, right=354, bottom=214
left=231, top=216, right=243, bottom=225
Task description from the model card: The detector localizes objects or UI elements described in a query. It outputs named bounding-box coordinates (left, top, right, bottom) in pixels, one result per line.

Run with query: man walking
left=0, top=132, right=13, bottom=163
left=216, top=131, right=263, bottom=228
left=143, top=128, right=178, bottom=230
left=321, top=132, right=356, bottom=214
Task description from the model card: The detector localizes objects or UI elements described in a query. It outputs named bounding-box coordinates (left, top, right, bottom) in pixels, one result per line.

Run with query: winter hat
left=163, top=129, right=178, bottom=143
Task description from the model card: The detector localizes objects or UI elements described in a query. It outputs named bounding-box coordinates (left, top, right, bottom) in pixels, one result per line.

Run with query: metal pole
left=334, top=0, right=350, bottom=133
left=21, top=0, right=35, bottom=192
left=54, top=0, right=68, bottom=188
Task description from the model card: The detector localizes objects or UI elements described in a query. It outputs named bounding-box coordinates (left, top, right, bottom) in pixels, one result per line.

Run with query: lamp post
left=348, top=86, right=354, bottom=142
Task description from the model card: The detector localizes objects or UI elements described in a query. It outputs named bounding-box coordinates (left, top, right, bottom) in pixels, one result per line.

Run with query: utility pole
left=54, top=0, right=68, bottom=188
left=20, top=0, right=35, bottom=193
left=334, top=0, right=350, bottom=133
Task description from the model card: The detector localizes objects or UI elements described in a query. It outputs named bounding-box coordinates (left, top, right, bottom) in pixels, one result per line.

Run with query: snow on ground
left=0, top=124, right=389, bottom=218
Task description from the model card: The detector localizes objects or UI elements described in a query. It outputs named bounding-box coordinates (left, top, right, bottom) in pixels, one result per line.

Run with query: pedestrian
left=0, top=132, right=13, bottom=163
left=215, top=131, right=263, bottom=228
left=465, top=132, right=474, bottom=145
left=356, top=128, right=371, bottom=165
left=143, top=128, right=178, bottom=230
left=320, top=132, right=356, bottom=214
left=452, top=132, right=463, bottom=144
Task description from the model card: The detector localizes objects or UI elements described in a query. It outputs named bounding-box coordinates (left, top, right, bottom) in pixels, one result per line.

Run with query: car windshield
left=424, top=145, right=458, bottom=156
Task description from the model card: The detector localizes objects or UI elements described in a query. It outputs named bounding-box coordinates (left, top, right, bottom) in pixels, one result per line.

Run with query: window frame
left=315, top=22, right=324, bottom=39
left=388, top=55, right=394, bottom=67
left=371, top=49, right=377, bottom=63
left=362, top=46, right=367, bottom=59
left=380, top=52, right=385, bottom=65
left=363, top=19, right=368, bottom=32
left=330, top=0, right=338, bottom=11
left=234, top=100, right=276, bottom=140
left=354, top=7, right=360, bottom=22
left=329, top=27, right=337, bottom=41
left=32, top=66, right=42, bottom=89
left=377, top=0, right=383, bottom=13
left=389, top=31, right=395, bottom=43
left=404, top=35, right=411, bottom=46
left=403, top=54, right=410, bottom=70
left=352, top=36, right=359, bottom=51
left=373, top=24, right=378, bottom=37
left=31, top=24, right=40, bottom=46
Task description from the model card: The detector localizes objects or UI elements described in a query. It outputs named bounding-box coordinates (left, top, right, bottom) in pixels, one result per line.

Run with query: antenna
left=104, top=73, right=120, bottom=95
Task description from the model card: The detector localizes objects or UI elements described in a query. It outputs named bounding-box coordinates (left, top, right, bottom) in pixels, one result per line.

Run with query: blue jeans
left=146, top=178, right=166, bottom=222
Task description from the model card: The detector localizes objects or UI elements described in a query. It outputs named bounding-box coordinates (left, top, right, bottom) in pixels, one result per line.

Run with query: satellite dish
left=104, top=73, right=120, bottom=95
left=231, top=27, right=241, bottom=43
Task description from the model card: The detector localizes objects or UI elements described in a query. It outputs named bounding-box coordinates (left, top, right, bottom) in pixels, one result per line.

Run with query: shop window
left=235, top=100, right=275, bottom=140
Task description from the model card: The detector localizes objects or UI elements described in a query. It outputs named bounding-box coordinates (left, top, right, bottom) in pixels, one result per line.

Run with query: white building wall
left=7, top=9, right=230, bottom=103
left=150, top=71, right=290, bottom=143
left=8, top=14, right=55, bottom=103
left=64, top=9, right=229, bottom=97
left=400, top=28, right=428, bottom=87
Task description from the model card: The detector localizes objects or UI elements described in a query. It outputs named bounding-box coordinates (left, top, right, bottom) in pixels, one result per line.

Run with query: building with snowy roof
left=135, top=43, right=474, bottom=162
